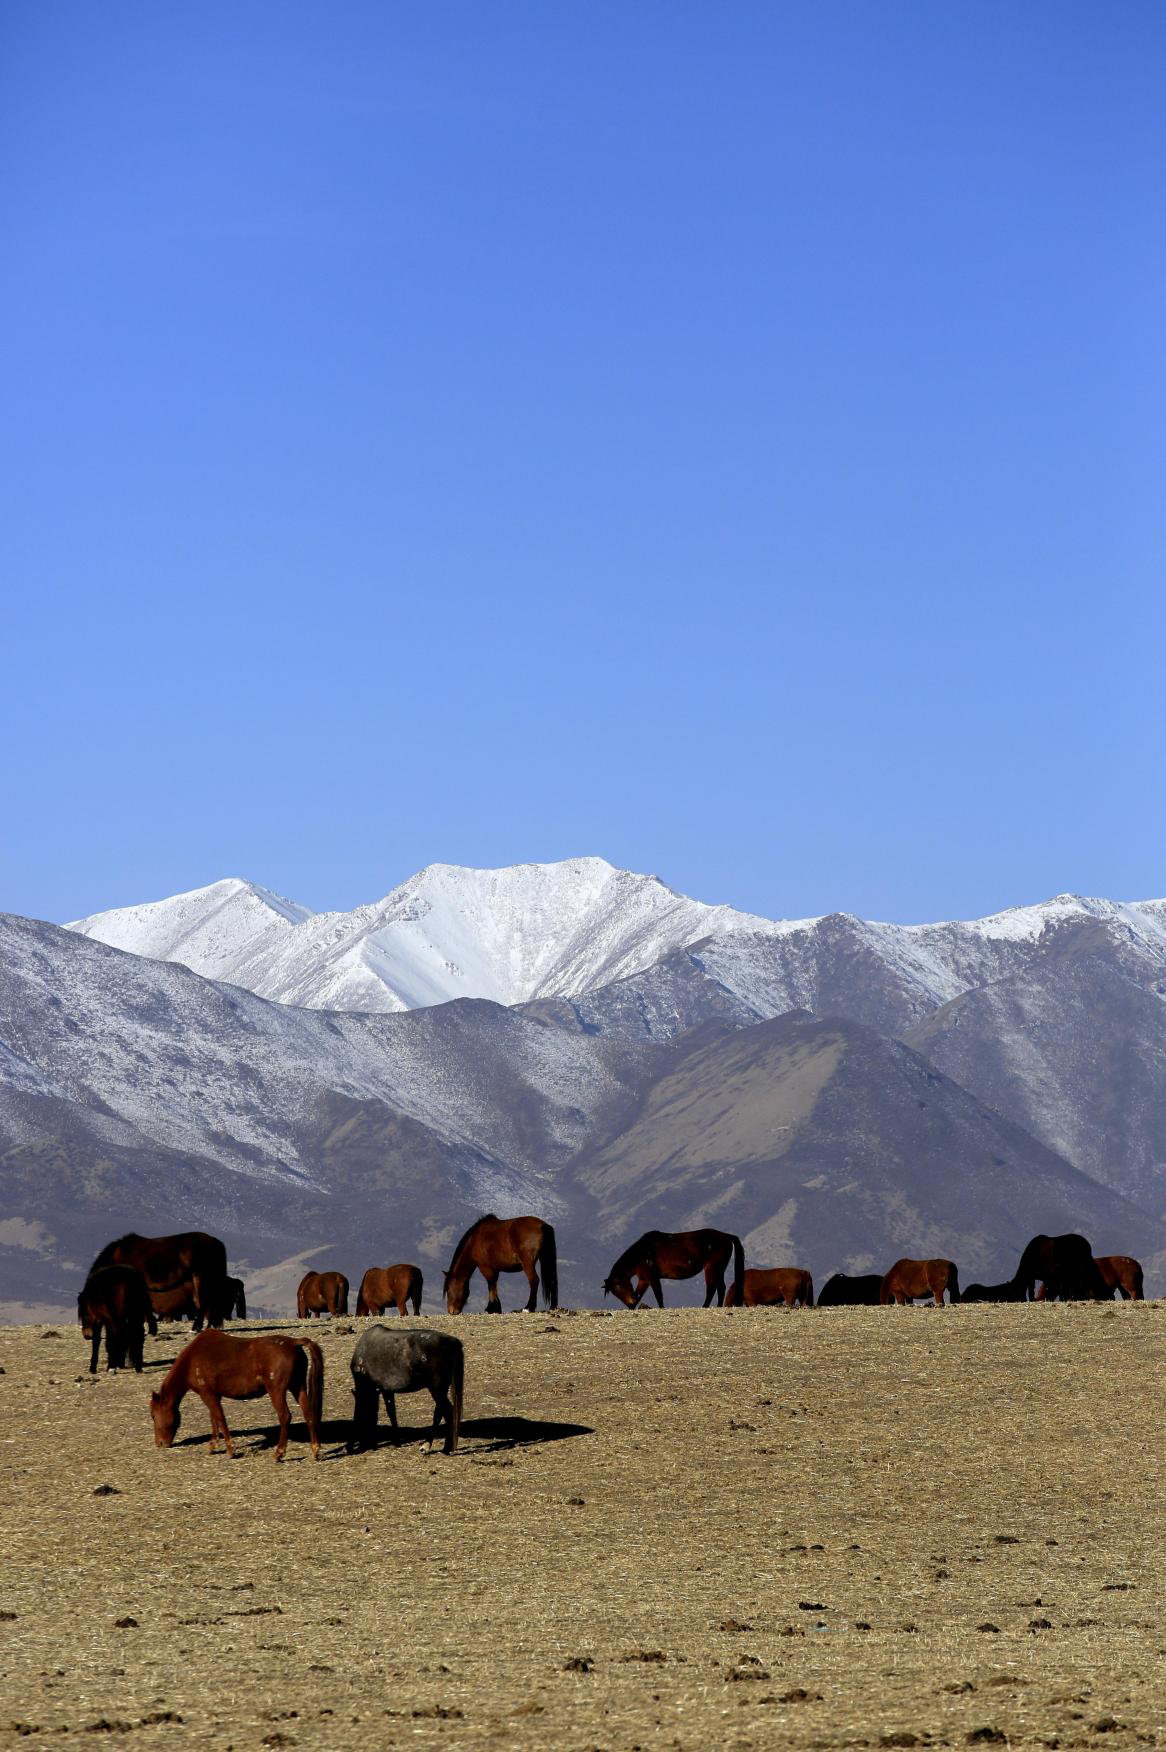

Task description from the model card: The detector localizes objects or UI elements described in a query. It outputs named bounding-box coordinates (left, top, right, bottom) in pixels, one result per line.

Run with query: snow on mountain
left=67, top=858, right=773, bottom=1014
left=67, top=864, right=1166, bottom=1032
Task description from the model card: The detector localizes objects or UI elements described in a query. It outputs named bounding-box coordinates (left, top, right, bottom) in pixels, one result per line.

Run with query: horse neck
left=158, top=1348, right=191, bottom=1408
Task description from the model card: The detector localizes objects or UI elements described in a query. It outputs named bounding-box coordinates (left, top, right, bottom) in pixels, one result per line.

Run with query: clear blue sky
left=2, top=2, right=1163, bottom=927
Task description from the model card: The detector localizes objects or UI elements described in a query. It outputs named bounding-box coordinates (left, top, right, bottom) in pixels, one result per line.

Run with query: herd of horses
left=73, top=1216, right=1147, bottom=1461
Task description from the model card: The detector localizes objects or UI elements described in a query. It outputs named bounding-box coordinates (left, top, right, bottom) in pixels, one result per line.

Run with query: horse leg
left=383, top=1391, right=400, bottom=1445
left=267, top=1384, right=292, bottom=1461
left=523, top=1260, right=539, bottom=1313
left=89, top=1322, right=102, bottom=1374
left=649, top=1267, right=665, bottom=1309
left=485, top=1272, right=503, bottom=1314
left=199, top=1389, right=234, bottom=1457
left=702, top=1262, right=721, bottom=1308
left=429, top=1387, right=452, bottom=1451
left=129, top=1324, right=145, bottom=1373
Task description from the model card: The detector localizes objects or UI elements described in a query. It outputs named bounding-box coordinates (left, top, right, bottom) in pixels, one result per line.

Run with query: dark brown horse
left=78, top=1265, right=157, bottom=1373
left=297, top=1270, right=349, bottom=1318
left=90, top=1231, right=228, bottom=1331
left=603, top=1228, right=745, bottom=1308
left=151, top=1274, right=247, bottom=1324
left=725, top=1267, right=814, bottom=1308
left=1012, top=1233, right=1104, bottom=1301
left=356, top=1264, right=423, bottom=1317
left=444, top=1215, right=558, bottom=1313
left=149, top=1330, right=323, bottom=1460
left=817, top=1272, right=883, bottom=1306
left=880, top=1258, right=961, bottom=1305
left=1095, top=1254, right=1145, bottom=1300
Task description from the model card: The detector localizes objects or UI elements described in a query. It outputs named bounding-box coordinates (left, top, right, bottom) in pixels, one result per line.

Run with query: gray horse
left=349, top=1326, right=464, bottom=1454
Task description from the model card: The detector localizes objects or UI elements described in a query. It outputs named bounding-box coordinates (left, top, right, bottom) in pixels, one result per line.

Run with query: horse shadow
left=167, top=1414, right=593, bottom=1461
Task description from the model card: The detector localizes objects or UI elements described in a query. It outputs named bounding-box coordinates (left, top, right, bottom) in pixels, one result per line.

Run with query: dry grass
left=1, top=1302, right=1164, bottom=1750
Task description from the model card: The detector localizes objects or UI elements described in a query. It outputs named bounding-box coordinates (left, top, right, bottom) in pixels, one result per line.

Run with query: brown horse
left=880, top=1258, right=961, bottom=1305
left=444, top=1215, right=558, bottom=1313
left=149, top=1330, right=323, bottom=1460
left=78, top=1265, right=157, bottom=1372
left=724, top=1266, right=813, bottom=1308
left=1093, top=1255, right=1144, bottom=1300
left=356, top=1264, right=423, bottom=1317
left=297, top=1270, right=349, bottom=1318
left=151, top=1275, right=247, bottom=1324
left=90, top=1231, right=228, bottom=1331
left=603, top=1228, right=745, bottom=1308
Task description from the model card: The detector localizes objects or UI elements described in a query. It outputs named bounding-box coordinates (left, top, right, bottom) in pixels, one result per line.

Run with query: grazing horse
left=443, top=1215, right=558, bottom=1314
left=297, top=1270, right=349, bottom=1318
left=90, top=1231, right=228, bottom=1332
left=151, top=1274, right=247, bottom=1324
left=78, top=1266, right=157, bottom=1373
left=1012, top=1233, right=1103, bottom=1301
left=962, top=1279, right=1025, bottom=1303
left=880, top=1258, right=961, bottom=1306
left=603, top=1228, right=745, bottom=1309
left=1094, top=1254, right=1145, bottom=1301
left=725, top=1267, right=814, bottom=1308
left=356, top=1264, right=423, bottom=1317
left=817, top=1272, right=883, bottom=1306
left=149, top=1331, right=323, bottom=1460
left=349, top=1326, right=464, bottom=1454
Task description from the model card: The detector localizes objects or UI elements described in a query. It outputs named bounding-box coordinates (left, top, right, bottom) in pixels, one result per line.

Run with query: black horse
left=1012, top=1233, right=1106, bottom=1301
left=817, top=1272, right=883, bottom=1306
left=963, top=1279, right=1026, bottom=1303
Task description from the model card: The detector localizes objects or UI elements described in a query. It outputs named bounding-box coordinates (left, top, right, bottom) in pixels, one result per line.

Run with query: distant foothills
left=1, top=858, right=1164, bottom=1315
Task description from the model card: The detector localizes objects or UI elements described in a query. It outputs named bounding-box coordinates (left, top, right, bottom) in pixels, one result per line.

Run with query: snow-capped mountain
left=67, top=863, right=1166, bottom=1029
left=67, top=859, right=774, bottom=1013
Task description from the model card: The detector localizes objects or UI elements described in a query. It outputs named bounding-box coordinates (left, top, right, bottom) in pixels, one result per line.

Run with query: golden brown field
left=1, top=1302, right=1163, bottom=1750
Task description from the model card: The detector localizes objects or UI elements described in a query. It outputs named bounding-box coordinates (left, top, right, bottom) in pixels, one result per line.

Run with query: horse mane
left=446, top=1214, right=498, bottom=1275
left=606, top=1231, right=658, bottom=1282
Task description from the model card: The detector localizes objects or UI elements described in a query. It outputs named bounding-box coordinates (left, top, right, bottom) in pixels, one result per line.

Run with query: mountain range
left=0, top=859, right=1162, bottom=1314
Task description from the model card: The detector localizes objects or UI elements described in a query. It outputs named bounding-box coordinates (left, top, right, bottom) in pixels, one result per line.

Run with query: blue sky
left=2, top=2, right=1163, bottom=926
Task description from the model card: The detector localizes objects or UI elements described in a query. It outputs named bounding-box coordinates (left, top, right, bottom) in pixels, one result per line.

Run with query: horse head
left=602, top=1273, right=637, bottom=1309
left=149, top=1390, right=180, bottom=1448
left=444, top=1270, right=469, bottom=1315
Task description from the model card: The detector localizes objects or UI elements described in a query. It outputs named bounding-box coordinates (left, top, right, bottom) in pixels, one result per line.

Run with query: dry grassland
left=1, top=1302, right=1163, bottom=1751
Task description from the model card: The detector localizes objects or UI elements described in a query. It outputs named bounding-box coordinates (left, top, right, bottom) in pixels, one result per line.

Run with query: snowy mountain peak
left=65, top=858, right=770, bottom=1014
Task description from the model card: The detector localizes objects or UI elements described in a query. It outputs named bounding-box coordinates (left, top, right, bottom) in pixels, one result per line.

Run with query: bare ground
left=0, top=1302, right=1163, bottom=1750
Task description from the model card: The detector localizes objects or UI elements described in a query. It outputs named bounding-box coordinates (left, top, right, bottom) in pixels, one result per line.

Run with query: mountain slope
left=571, top=1010, right=1166, bottom=1290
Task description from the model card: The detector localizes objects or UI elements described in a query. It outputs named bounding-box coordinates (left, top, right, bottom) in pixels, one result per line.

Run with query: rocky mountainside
left=2, top=913, right=1162, bottom=1315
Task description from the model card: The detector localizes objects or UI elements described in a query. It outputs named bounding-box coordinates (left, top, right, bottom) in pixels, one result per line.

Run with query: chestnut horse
left=725, top=1267, right=814, bottom=1308
left=357, top=1264, right=423, bottom=1317
left=1094, top=1255, right=1144, bottom=1300
left=150, top=1330, right=323, bottom=1460
left=297, top=1270, right=349, bottom=1318
left=603, top=1228, right=745, bottom=1309
left=90, top=1231, right=228, bottom=1331
left=880, top=1258, right=961, bottom=1305
left=1012, top=1233, right=1103, bottom=1301
left=444, top=1215, right=558, bottom=1313
left=79, top=1265, right=157, bottom=1372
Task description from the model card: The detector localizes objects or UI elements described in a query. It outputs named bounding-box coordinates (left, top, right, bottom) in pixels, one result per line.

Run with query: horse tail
left=947, top=1263, right=961, bottom=1304
left=448, top=1344, right=464, bottom=1453
left=356, top=1286, right=368, bottom=1316
left=234, top=1281, right=246, bottom=1320
left=804, top=1274, right=814, bottom=1308
left=300, top=1339, right=324, bottom=1443
left=1131, top=1259, right=1145, bottom=1300
left=730, top=1233, right=745, bottom=1305
left=540, top=1224, right=559, bottom=1309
